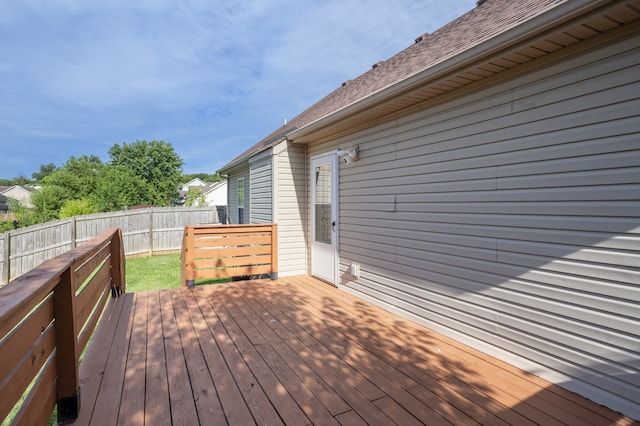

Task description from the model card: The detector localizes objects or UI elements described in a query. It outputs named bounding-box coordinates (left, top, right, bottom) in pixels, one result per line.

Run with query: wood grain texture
left=69, top=276, right=639, bottom=425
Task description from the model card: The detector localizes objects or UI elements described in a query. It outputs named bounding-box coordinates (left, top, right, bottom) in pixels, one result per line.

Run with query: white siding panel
left=275, top=142, right=307, bottom=276
left=250, top=157, right=273, bottom=224
left=334, top=32, right=640, bottom=419
left=227, top=166, right=250, bottom=224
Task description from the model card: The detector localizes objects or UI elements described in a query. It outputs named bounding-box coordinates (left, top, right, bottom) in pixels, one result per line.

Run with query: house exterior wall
left=224, top=142, right=308, bottom=277
left=203, top=181, right=227, bottom=207
left=249, top=153, right=273, bottom=223
left=308, top=29, right=640, bottom=418
left=274, top=141, right=308, bottom=277
left=1, top=186, right=33, bottom=208
left=226, top=165, right=250, bottom=224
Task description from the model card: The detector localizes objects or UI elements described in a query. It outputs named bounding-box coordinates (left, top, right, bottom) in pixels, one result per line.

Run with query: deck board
left=73, top=276, right=639, bottom=425
left=119, top=289, right=147, bottom=425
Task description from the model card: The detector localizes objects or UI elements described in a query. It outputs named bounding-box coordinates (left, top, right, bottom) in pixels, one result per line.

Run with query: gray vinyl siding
left=227, top=166, right=250, bottom=225
left=275, top=142, right=307, bottom=277
left=250, top=156, right=273, bottom=223
left=331, top=31, right=640, bottom=418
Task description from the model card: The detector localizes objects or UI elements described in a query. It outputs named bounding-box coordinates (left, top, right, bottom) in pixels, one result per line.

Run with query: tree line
left=1, top=140, right=221, bottom=231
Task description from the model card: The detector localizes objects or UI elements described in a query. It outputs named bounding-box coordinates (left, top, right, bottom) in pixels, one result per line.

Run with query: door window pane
left=315, top=164, right=331, bottom=244
left=237, top=177, right=245, bottom=207
left=237, top=177, right=245, bottom=224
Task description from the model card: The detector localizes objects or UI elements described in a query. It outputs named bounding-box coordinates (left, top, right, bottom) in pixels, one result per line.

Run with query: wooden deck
left=72, top=276, right=637, bottom=425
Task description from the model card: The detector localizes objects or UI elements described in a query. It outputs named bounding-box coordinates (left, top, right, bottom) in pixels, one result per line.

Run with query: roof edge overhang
left=219, top=137, right=291, bottom=174
left=286, top=0, right=619, bottom=143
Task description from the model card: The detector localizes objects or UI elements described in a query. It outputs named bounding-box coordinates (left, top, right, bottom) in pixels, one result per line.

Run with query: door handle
left=332, top=221, right=336, bottom=231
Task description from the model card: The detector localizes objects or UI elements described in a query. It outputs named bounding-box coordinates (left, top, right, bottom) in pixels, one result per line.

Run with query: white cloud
left=0, top=0, right=475, bottom=177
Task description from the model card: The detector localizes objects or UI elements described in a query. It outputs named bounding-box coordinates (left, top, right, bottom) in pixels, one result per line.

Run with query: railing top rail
left=0, top=226, right=124, bottom=424
left=187, top=223, right=274, bottom=229
left=0, top=228, right=119, bottom=338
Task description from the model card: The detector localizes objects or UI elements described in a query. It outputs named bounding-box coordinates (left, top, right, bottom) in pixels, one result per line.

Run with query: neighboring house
left=179, top=178, right=207, bottom=193
left=176, top=178, right=228, bottom=207
left=201, top=180, right=227, bottom=206
left=0, top=194, right=7, bottom=212
left=218, top=0, right=640, bottom=419
left=0, top=185, right=34, bottom=208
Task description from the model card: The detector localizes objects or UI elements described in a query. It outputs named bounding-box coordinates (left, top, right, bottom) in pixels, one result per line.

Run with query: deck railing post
left=270, top=224, right=278, bottom=280
left=182, top=226, right=195, bottom=288
left=110, top=228, right=126, bottom=296
left=54, top=264, right=81, bottom=424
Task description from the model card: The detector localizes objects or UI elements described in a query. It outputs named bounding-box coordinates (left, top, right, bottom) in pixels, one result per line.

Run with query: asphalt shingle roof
left=221, top=0, right=561, bottom=170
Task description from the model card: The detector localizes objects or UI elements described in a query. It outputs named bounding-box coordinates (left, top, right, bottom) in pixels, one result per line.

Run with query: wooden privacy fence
left=181, top=224, right=278, bottom=287
left=0, top=206, right=225, bottom=285
left=0, top=228, right=125, bottom=425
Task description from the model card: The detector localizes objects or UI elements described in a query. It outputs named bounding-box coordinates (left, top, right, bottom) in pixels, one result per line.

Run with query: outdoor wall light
left=336, top=146, right=359, bottom=165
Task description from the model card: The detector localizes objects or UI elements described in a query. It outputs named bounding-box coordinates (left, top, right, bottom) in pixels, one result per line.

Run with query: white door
left=311, top=153, right=338, bottom=285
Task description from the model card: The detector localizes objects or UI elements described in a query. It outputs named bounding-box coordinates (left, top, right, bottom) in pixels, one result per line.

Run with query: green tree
left=30, top=185, right=68, bottom=222
left=59, top=198, right=98, bottom=218
left=109, top=140, right=183, bottom=206
left=181, top=172, right=222, bottom=183
left=185, top=187, right=206, bottom=207
left=32, top=163, right=57, bottom=183
left=0, top=175, right=34, bottom=186
left=0, top=198, right=38, bottom=230
left=94, top=166, right=151, bottom=211
left=0, top=220, right=13, bottom=233
left=10, top=175, right=31, bottom=186
left=43, top=155, right=103, bottom=198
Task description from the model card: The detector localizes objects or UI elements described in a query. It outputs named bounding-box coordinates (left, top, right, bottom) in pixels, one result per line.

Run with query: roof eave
left=286, top=0, right=611, bottom=143
left=218, top=157, right=251, bottom=175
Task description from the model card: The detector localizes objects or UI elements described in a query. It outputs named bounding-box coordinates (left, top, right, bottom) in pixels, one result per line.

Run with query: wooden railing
left=181, top=224, right=278, bottom=287
left=0, top=228, right=125, bottom=425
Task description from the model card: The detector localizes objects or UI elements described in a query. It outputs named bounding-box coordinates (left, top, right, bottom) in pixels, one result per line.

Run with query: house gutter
left=218, top=156, right=252, bottom=175
left=286, top=0, right=615, bottom=142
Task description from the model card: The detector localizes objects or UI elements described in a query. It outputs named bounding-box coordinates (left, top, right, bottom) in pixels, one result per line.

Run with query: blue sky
left=0, top=0, right=474, bottom=179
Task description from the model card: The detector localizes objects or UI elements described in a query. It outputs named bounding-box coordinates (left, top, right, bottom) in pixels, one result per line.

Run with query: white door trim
left=310, top=152, right=339, bottom=285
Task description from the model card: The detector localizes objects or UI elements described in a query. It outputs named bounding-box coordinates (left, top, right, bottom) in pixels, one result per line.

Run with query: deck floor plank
left=159, top=289, right=199, bottom=426
left=171, top=288, right=227, bottom=425
left=247, top=284, right=387, bottom=402
left=75, top=276, right=639, bottom=425
left=119, top=291, right=148, bottom=425
left=223, top=284, right=352, bottom=418
left=260, top=280, right=489, bottom=425
left=207, top=286, right=310, bottom=425
left=277, top=278, right=550, bottom=424
left=239, top=279, right=459, bottom=425
left=275, top=277, right=570, bottom=425
left=197, top=286, right=285, bottom=426
left=234, top=283, right=399, bottom=425
left=184, top=287, right=256, bottom=425
left=145, top=290, right=171, bottom=426
left=217, top=284, right=342, bottom=425
left=84, top=293, right=134, bottom=426
left=71, top=293, right=130, bottom=426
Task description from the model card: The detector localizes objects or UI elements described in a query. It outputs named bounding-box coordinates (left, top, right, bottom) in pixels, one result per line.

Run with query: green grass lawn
left=125, top=253, right=183, bottom=292
left=125, top=253, right=229, bottom=292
